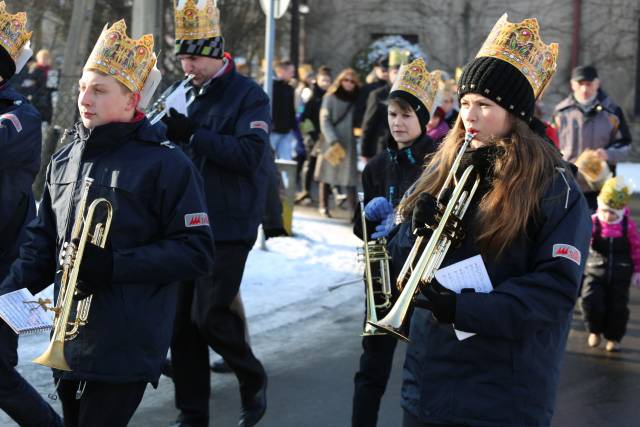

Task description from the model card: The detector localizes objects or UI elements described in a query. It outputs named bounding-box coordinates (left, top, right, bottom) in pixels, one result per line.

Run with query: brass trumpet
left=357, top=193, right=393, bottom=336
left=369, top=131, right=480, bottom=341
left=33, top=178, right=113, bottom=371
left=147, top=74, right=196, bottom=125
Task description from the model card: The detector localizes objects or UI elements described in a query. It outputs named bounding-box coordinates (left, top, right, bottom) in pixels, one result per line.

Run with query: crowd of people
left=0, top=1, right=638, bottom=427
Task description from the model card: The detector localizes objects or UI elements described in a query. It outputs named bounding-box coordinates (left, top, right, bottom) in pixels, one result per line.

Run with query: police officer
left=0, top=19, right=214, bottom=427
left=161, top=1, right=269, bottom=426
left=0, top=3, right=63, bottom=426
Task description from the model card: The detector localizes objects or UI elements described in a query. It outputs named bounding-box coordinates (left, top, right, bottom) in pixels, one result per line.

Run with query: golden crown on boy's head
left=476, top=13, right=558, bottom=98
left=0, top=1, right=31, bottom=61
left=391, top=58, right=441, bottom=114
left=388, top=48, right=411, bottom=68
left=84, top=20, right=156, bottom=93
left=174, top=0, right=221, bottom=41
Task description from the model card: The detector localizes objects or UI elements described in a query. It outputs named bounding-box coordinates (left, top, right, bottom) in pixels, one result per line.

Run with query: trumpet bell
left=32, top=340, right=71, bottom=371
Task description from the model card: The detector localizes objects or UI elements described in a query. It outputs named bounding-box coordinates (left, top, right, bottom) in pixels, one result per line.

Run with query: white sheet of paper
left=164, top=84, right=188, bottom=117
left=434, top=255, right=493, bottom=341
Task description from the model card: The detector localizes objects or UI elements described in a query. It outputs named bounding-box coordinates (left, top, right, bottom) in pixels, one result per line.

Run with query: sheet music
left=434, top=255, right=493, bottom=340
left=0, top=288, right=53, bottom=335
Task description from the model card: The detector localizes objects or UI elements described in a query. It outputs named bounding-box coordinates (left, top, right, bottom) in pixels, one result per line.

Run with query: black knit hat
left=458, top=56, right=535, bottom=123
left=0, top=45, right=16, bottom=81
left=175, top=36, right=224, bottom=59
left=388, top=90, right=430, bottom=134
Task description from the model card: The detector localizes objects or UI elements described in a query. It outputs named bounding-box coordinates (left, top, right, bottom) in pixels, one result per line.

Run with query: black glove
left=161, top=108, right=197, bottom=144
left=417, top=278, right=457, bottom=324
left=73, top=241, right=113, bottom=301
left=411, top=192, right=440, bottom=237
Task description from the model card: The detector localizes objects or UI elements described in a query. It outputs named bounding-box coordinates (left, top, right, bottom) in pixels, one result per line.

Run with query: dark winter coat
left=353, top=134, right=437, bottom=240
left=271, top=79, right=296, bottom=133
left=389, top=168, right=591, bottom=426
left=0, top=84, right=41, bottom=280
left=354, top=78, right=387, bottom=128
left=177, top=58, right=271, bottom=242
left=0, top=118, right=214, bottom=386
left=360, top=84, right=391, bottom=159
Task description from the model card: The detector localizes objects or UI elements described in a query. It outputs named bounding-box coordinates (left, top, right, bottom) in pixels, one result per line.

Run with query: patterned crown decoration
left=599, top=177, right=631, bottom=210
left=391, top=58, right=441, bottom=113
left=0, top=1, right=31, bottom=61
left=476, top=13, right=558, bottom=98
left=84, top=20, right=156, bottom=93
left=174, top=0, right=221, bottom=41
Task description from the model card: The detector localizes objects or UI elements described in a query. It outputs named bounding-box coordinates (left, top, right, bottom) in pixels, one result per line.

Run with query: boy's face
left=78, top=70, right=137, bottom=129
left=178, top=54, right=225, bottom=87
left=388, top=101, right=422, bottom=147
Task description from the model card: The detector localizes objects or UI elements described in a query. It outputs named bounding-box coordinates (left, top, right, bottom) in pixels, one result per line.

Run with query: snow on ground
left=1, top=212, right=364, bottom=426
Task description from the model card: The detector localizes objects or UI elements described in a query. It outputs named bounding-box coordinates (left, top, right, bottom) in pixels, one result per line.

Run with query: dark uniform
left=0, top=83, right=63, bottom=427
left=580, top=216, right=633, bottom=342
left=351, top=134, right=436, bottom=427
left=389, top=169, right=591, bottom=426
left=165, top=55, right=270, bottom=427
left=0, top=117, right=214, bottom=426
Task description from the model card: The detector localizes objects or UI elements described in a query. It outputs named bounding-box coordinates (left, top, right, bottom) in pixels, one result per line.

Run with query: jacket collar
left=386, top=133, right=435, bottom=166
left=0, top=82, right=26, bottom=103
left=76, top=116, right=162, bottom=153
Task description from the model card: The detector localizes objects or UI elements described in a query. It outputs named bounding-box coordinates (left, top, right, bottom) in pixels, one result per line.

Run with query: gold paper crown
left=476, top=14, right=558, bottom=98
left=599, top=177, right=631, bottom=210
left=174, top=0, right=221, bottom=41
left=391, top=58, right=441, bottom=114
left=84, top=20, right=156, bottom=93
left=0, top=1, right=31, bottom=61
left=389, top=48, right=410, bottom=68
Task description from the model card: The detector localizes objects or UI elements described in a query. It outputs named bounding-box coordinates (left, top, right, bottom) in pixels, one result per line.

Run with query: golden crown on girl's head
left=476, top=13, right=558, bottom=98
left=84, top=20, right=156, bottom=93
left=391, top=58, right=441, bottom=114
left=0, top=1, right=31, bottom=61
left=174, top=0, right=221, bottom=41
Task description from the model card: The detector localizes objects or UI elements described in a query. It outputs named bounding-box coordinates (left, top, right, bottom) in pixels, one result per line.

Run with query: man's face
left=571, top=78, right=600, bottom=103
left=276, top=64, right=295, bottom=81
left=77, top=70, right=137, bottom=129
left=179, top=54, right=225, bottom=86
left=317, top=74, right=332, bottom=90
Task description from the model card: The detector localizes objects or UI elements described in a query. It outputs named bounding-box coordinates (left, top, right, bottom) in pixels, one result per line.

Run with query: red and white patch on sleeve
left=250, top=120, right=269, bottom=134
left=552, top=244, right=581, bottom=266
left=184, top=212, right=210, bottom=228
left=0, top=113, right=22, bottom=133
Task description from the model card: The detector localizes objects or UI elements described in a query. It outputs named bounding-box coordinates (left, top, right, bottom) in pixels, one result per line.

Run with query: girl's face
left=460, top=93, right=512, bottom=147
left=388, top=101, right=422, bottom=147
left=598, top=207, right=621, bottom=224
left=340, top=75, right=357, bottom=92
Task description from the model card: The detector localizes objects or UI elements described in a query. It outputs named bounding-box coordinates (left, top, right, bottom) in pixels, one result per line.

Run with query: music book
left=0, top=288, right=53, bottom=335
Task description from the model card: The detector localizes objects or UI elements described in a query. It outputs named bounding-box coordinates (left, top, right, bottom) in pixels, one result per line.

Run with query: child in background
left=580, top=176, right=640, bottom=352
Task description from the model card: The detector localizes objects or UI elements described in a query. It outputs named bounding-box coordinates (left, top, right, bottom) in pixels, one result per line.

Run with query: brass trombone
left=33, top=178, right=113, bottom=371
left=357, top=193, right=393, bottom=336
left=369, top=131, right=480, bottom=341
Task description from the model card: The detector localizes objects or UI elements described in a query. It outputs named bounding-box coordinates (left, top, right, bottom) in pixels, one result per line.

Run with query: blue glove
left=371, top=212, right=395, bottom=239
left=364, top=197, right=394, bottom=222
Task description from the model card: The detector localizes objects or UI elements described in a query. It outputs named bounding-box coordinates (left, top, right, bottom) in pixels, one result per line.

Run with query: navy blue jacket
left=389, top=168, right=591, bottom=426
left=167, top=58, right=271, bottom=242
left=0, top=83, right=41, bottom=280
left=0, top=118, right=214, bottom=385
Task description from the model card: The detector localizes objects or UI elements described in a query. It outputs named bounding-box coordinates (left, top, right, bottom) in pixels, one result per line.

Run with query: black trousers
left=57, top=379, right=146, bottom=427
left=580, top=279, right=631, bottom=341
left=352, top=334, right=398, bottom=427
left=171, top=241, right=266, bottom=425
left=0, top=322, right=62, bottom=427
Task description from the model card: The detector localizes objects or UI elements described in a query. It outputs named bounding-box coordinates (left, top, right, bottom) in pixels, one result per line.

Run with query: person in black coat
left=351, top=58, right=440, bottom=427
left=0, top=5, right=63, bottom=426
left=160, top=3, right=270, bottom=426
left=0, top=19, right=214, bottom=427
left=354, top=56, right=389, bottom=129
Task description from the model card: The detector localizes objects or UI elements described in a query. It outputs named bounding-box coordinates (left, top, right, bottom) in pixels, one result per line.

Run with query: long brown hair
left=400, top=115, right=563, bottom=257
left=327, top=68, right=360, bottom=98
